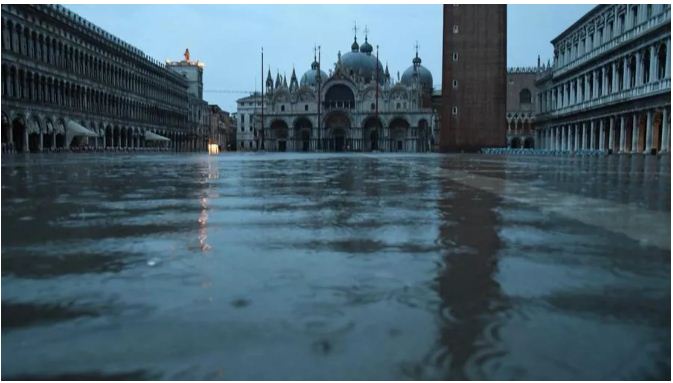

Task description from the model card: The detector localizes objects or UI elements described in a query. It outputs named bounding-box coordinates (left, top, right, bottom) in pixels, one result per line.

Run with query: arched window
left=519, top=88, right=532, bottom=104
left=658, top=43, right=667, bottom=80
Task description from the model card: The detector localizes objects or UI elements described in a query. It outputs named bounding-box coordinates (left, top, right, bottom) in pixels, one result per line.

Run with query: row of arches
left=2, top=11, right=185, bottom=108
left=1, top=64, right=187, bottom=128
left=263, top=113, right=433, bottom=152
left=1, top=111, right=205, bottom=153
left=539, top=108, right=670, bottom=154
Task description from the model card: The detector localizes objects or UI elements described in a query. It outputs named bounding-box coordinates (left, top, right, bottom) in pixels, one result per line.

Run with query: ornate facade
left=535, top=4, right=671, bottom=154
left=236, top=32, right=436, bottom=152
left=1, top=4, right=208, bottom=153
left=506, top=66, right=543, bottom=148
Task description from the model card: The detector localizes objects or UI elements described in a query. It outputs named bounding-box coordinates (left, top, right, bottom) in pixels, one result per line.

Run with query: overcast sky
left=67, top=4, right=594, bottom=112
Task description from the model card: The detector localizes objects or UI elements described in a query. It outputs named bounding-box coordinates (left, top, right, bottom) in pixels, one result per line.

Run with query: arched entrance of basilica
left=363, top=116, right=382, bottom=152
left=325, top=111, right=351, bottom=152
left=271, top=119, right=289, bottom=152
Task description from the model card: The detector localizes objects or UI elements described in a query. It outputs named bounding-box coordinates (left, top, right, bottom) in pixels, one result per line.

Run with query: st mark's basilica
left=236, top=30, right=437, bottom=152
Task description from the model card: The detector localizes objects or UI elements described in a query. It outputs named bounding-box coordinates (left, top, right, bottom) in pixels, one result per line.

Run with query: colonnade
left=538, top=107, right=670, bottom=154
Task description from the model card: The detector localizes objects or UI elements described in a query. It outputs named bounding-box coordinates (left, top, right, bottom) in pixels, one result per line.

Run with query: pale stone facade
left=237, top=33, right=437, bottom=152
left=1, top=4, right=210, bottom=153
left=535, top=4, right=671, bottom=154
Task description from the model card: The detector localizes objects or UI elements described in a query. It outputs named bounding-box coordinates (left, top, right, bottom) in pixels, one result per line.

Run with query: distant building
left=235, top=93, right=262, bottom=151
left=535, top=4, right=671, bottom=154
left=209, top=104, right=234, bottom=151
left=236, top=30, right=437, bottom=152
left=440, top=4, right=507, bottom=152
left=1, top=4, right=206, bottom=152
left=506, top=66, right=541, bottom=148
left=167, top=49, right=209, bottom=151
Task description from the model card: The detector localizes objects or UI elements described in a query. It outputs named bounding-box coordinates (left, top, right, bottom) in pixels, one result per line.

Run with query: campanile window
left=453, top=25, right=459, bottom=34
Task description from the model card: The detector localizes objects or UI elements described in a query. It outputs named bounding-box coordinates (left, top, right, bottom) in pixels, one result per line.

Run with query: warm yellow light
left=208, top=144, right=219, bottom=155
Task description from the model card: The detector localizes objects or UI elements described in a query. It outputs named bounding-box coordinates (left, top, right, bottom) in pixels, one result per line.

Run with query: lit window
left=453, top=25, right=459, bottom=34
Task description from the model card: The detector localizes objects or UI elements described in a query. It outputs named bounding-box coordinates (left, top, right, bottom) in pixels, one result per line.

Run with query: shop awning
left=66, top=120, right=99, bottom=137
left=145, top=131, right=171, bottom=142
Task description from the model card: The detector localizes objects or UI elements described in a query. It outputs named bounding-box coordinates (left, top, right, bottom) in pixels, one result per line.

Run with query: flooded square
left=1, top=153, right=670, bottom=380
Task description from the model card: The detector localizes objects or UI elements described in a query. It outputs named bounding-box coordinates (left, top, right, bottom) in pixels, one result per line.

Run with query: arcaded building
left=440, top=4, right=507, bottom=152
left=1, top=4, right=209, bottom=153
left=236, top=32, right=437, bottom=152
left=535, top=4, right=671, bottom=154
left=506, top=66, right=541, bottom=148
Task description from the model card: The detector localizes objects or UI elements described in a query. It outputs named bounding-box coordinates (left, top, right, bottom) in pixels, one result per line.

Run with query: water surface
left=2, top=152, right=670, bottom=380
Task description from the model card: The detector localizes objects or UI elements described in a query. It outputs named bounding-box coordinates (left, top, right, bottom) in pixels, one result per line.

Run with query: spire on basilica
left=290, top=67, right=299, bottom=91
left=275, top=71, right=281, bottom=89
left=351, top=21, right=359, bottom=52
left=266, top=67, right=273, bottom=91
left=283, top=73, right=288, bottom=88
left=412, top=41, right=422, bottom=67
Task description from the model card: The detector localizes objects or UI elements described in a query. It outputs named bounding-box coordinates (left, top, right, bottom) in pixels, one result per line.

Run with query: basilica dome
left=401, top=53, right=433, bottom=90
left=300, top=60, right=328, bottom=87
left=340, top=36, right=384, bottom=84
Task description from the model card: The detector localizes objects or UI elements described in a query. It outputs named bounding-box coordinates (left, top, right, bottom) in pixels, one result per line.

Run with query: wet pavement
left=1, top=152, right=670, bottom=380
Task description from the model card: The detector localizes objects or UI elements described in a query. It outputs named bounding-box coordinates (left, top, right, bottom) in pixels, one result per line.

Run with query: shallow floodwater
left=2, top=152, right=670, bottom=380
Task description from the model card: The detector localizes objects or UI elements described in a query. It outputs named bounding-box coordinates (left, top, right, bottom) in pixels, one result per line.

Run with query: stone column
left=635, top=51, right=642, bottom=86
left=38, top=132, right=43, bottom=152
left=608, top=117, right=615, bottom=152
left=601, top=66, right=607, bottom=95
left=645, top=109, right=653, bottom=153
left=666, top=40, right=671, bottom=80
left=574, top=124, right=580, bottom=151
left=662, top=108, right=670, bottom=153
left=649, top=45, right=657, bottom=83
left=599, top=119, right=606, bottom=150
left=612, top=61, right=618, bottom=93
left=632, top=113, right=639, bottom=152
left=507, top=120, right=511, bottom=134
left=51, top=131, right=56, bottom=150
left=561, top=125, right=567, bottom=151
left=22, top=128, right=28, bottom=152
left=619, top=115, right=626, bottom=153
left=590, top=120, right=596, bottom=150
left=623, top=56, right=631, bottom=90
left=582, top=122, right=587, bottom=150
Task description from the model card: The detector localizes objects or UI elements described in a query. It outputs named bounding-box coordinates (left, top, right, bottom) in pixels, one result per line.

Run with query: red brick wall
left=440, top=5, right=507, bottom=152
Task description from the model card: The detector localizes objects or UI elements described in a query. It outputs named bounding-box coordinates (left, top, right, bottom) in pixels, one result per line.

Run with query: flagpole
left=317, top=45, right=322, bottom=152
left=261, top=46, right=264, bottom=151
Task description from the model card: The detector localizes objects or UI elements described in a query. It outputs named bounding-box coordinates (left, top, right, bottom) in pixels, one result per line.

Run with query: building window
left=453, top=25, right=459, bottom=34
left=452, top=80, right=458, bottom=88
left=452, top=52, right=458, bottom=61
left=241, top=114, right=244, bottom=125
left=371, top=103, right=375, bottom=110
left=304, top=104, right=308, bottom=111
left=519, top=88, right=532, bottom=104
left=452, top=106, right=458, bottom=115
left=396, top=103, right=401, bottom=110
left=619, top=14, right=625, bottom=33
left=281, top=105, right=285, bottom=112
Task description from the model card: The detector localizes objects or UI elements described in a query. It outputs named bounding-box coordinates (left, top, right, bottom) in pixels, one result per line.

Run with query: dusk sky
left=68, top=4, right=594, bottom=111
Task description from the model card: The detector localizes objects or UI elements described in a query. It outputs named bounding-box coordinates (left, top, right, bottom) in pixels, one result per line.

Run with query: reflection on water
left=1, top=152, right=670, bottom=380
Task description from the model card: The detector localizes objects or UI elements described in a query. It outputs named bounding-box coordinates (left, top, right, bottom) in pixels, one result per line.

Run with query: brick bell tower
left=440, top=5, right=507, bottom=152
